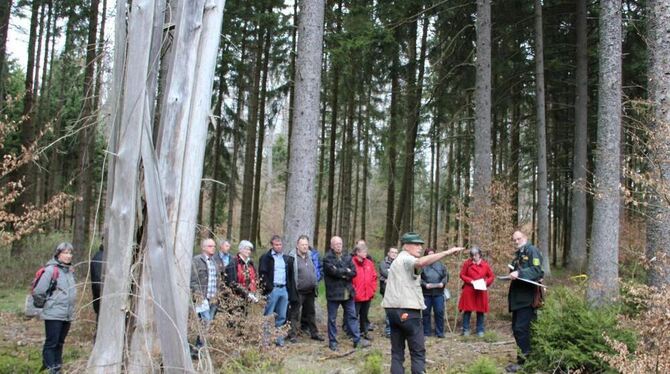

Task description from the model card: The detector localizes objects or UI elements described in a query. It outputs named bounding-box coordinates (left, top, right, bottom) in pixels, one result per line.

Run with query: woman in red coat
left=458, top=247, right=494, bottom=337
left=352, top=243, right=377, bottom=340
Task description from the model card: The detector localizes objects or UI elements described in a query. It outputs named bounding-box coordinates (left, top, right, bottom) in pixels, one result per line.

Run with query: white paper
left=472, top=279, right=487, bottom=291
left=195, top=298, right=209, bottom=314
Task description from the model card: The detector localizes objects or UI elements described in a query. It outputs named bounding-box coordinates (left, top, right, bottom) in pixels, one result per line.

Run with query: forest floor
left=0, top=284, right=523, bottom=373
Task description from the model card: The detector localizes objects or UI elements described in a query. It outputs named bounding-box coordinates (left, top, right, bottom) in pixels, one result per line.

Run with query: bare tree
left=89, top=0, right=226, bottom=371
left=587, top=0, right=622, bottom=306
left=283, top=0, right=325, bottom=249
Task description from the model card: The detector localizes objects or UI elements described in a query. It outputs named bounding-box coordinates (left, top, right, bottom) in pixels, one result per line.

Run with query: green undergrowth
left=0, top=343, right=85, bottom=374
left=526, top=286, right=636, bottom=373
left=464, top=356, right=498, bottom=374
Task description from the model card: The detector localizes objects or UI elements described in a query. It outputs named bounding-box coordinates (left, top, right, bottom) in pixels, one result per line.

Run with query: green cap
left=400, top=232, right=425, bottom=245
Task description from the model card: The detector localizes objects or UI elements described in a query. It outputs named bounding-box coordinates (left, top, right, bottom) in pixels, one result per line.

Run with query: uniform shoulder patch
left=532, top=258, right=541, bottom=266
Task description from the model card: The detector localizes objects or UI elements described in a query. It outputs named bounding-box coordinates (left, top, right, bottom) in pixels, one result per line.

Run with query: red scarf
left=236, top=256, right=257, bottom=292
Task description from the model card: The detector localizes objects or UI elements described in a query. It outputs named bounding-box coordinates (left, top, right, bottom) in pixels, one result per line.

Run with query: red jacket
left=352, top=256, right=377, bottom=302
left=458, top=258, right=494, bottom=313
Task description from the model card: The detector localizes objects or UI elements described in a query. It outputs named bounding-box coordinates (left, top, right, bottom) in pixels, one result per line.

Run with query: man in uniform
left=506, top=230, right=544, bottom=373
left=382, top=232, right=462, bottom=374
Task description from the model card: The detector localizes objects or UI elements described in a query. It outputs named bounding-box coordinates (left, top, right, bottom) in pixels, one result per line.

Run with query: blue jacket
left=310, top=247, right=322, bottom=281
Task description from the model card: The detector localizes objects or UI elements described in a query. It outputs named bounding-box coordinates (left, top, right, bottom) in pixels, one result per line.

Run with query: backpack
left=29, top=265, right=59, bottom=308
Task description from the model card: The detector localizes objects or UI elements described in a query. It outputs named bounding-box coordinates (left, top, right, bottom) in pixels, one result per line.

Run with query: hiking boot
left=354, top=338, right=371, bottom=349
left=329, top=342, right=338, bottom=351
left=505, top=363, right=522, bottom=373
left=477, top=331, right=484, bottom=338
left=462, top=330, right=471, bottom=336
left=311, top=334, right=325, bottom=342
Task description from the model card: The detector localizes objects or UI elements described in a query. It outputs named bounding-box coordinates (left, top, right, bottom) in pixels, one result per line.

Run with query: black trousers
left=355, top=300, right=371, bottom=336
left=43, top=320, right=71, bottom=371
left=290, top=290, right=317, bottom=337
left=386, top=308, right=425, bottom=374
left=512, top=306, right=537, bottom=362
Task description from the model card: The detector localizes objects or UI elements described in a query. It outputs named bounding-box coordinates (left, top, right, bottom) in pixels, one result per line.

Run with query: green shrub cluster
left=363, top=349, right=383, bottom=374
left=464, top=357, right=498, bottom=374
left=527, top=286, right=636, bottom=373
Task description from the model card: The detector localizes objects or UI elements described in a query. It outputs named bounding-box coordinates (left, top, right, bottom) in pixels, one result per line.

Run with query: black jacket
left=508, top=243, right=544, bottom=311
left=323, top=250, right=356, bottom=301
left=258, top=249, right=297, bottom=301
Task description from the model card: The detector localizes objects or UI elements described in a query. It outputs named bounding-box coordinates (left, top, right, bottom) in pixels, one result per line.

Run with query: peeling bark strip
left=283, top=0, right=325, bottom=250
left=89, top=0, right=226, bottom=371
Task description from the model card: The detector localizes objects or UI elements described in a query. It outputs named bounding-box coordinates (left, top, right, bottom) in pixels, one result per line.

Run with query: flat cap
left=400, top=232, right=425, bottom=245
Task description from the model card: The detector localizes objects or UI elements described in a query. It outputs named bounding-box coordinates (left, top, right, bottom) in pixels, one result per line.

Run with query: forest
left=0, top=0, right=669, bottom=373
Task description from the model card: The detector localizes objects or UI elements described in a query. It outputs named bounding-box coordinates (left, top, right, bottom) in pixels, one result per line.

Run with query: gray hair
left=238, top=240, right=254, bottom=251
left=54, top=242, right=74, bottom=257
left=218, top=239, right=231, bottom=247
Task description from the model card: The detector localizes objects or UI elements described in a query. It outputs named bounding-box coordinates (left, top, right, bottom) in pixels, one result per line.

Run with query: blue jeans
left=327, top=298, right=360, bottom=344
left=423, top=294, right=445, bottom=337
left=462, top=311, right=485, bottom=334
left=195, top=303, right=218, bottom=348
left=43, top=320, right=71, bottom=371
left=264, top=287, right=289, bottom=343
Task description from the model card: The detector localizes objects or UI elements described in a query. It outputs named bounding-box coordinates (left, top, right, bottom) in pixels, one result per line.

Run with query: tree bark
left=252, top=24, right=272, bottom=244
left=73, top=0, right=100, bottom=252
left=646, top=0, right=670, bottom=288
left=0, top=0, right=12, bottom=109
left=587, top=0, right=622, bottom=306
left=239, top=24, right=264, bottom=240
left=383, top=34, right=400, bottom=249
left=283, top=0, right=325, bottom=251
left=326, top=1, right=343, bottom=243
left=472, top=0, right=493, bottom=247
left=533, top=0, right=551, bottom=276
left=568, top=0, right=589, bottom=273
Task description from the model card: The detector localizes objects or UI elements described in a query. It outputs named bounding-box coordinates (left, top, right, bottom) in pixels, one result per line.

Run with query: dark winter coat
left=258, top=249, right=297, bottom=301
left=508, top=243, right=544, bottom=311
left=323, top=250, right=356, bottom=301
left=378, top=256, right=393, bottom=295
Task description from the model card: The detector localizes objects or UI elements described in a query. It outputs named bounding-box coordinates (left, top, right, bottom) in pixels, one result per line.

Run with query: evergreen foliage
left=527, top=287, right=636, bottom=372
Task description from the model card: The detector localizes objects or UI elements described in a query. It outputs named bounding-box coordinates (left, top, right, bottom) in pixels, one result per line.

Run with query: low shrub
left=363, top=349, right=383, bottom=374
left=464, top=356, right=498, bottom=374
left=526, top=286, right=636, bottom=373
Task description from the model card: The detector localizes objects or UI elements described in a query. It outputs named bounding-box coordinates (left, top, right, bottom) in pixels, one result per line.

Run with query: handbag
left=531, top=279, right=545, bottom=309
left=24, top=294, right=42, bottom=318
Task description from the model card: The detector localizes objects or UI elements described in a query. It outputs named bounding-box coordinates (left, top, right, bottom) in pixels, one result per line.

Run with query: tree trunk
left=239, top=24, right=264, bottom=240
left=252, top=25, right=272, bottom=244
left=10, top=0, right=41, bottom=256
left=568, top=0, right=589, bottom=274
left=533, top=0, right=551, bottom=276
left=472, top=0, right=492, bottom=247
left=587, top=0, right=622, bottom=306
left=226, top=23, right=249, bottom=240
left=383, top=35, right=400, bottom=248
left=646, top=0, right=670, bottom=288
left=73, top=0, right=100, bottom=252
left=283, top=0, right=325, bottom=251
left=0, top=0, right=13, bottom=110
left=395, top=11, right=428, bottom=235
left=285, top=0, right=298, bottom=185
left=340, top=70, right=355, bottom=246
left=326, top=1, right=343, bottom=243
left=89, top=0, right=154, bottom=369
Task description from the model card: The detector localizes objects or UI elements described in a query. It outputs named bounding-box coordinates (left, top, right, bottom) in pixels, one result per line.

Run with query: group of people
left=31, top=228, right=542, bottom=373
